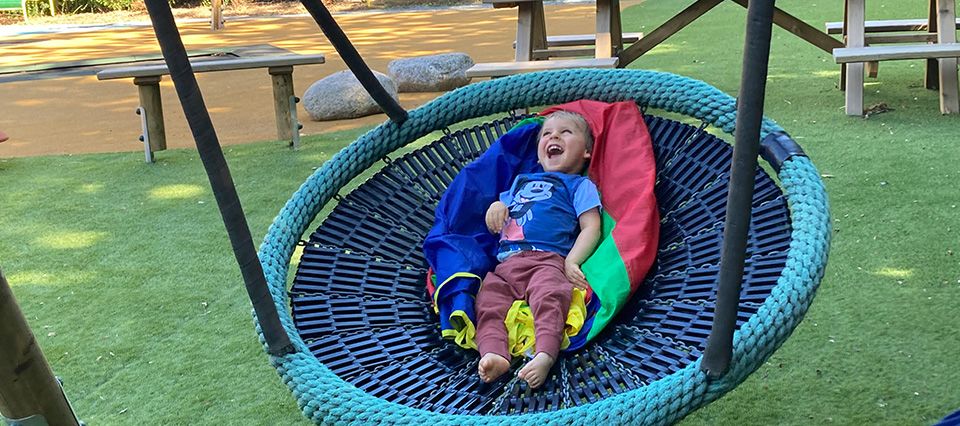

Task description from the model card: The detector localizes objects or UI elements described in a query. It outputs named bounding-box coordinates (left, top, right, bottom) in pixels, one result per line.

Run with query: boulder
left=302, top=70, right=399, bottom=121
left=387, top=53, right=474, bottom=92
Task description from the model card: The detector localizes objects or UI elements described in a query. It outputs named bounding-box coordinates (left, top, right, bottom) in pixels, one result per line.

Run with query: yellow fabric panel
left=446, top=288, right=587, bottom=357
left=442, top=309, right=478, bottom=350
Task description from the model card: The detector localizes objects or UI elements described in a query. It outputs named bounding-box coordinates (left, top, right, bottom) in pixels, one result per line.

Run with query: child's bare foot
left=517, top=352, right=554, bottom=389
left=478, top=353, right=510, bottom=383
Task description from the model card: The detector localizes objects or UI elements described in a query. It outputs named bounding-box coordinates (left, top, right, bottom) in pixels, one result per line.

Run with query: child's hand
left=485, top=201, right=508, bottom=233
left=564, top=260, right=589, bottom=290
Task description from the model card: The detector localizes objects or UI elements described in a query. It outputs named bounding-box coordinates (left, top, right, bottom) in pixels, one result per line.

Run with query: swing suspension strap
left=702, top=0, right=776, bottom=377
left=143, top=0, right=294, bottom=356
left=298, top=0, right=408, bottom=124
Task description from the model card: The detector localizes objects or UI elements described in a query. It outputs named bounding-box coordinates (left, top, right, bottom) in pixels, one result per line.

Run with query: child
left=475, top=111, right=602, bottom=389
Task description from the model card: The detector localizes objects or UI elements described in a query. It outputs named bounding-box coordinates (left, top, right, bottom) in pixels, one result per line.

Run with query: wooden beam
left=536, top=32, right=642, bottom=47
left=729, top=0, right=843, bottom=53
left=0, top=270, right=80, bottom=425
left=532, top=47, right=597, bottom=59
left=96, top=54, right=325, bottom=80
left=866, top=33, right=938, bottom=44
left=618, top=0, right=723, bottom=66
left=824, top=18, right=960, bottom=34
left=466, top=57, right=619, bottom=78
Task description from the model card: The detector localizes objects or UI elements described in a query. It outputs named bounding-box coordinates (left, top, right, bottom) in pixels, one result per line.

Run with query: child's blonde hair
left=544, top=110, right=594, bottom=151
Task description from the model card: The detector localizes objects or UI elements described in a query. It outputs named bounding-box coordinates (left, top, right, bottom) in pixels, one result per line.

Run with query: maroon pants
left=475, top=251, right=572, bottom=361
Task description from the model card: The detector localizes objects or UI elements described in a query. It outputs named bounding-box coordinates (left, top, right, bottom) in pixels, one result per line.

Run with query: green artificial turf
left=1, top=0, right=959, bottom=423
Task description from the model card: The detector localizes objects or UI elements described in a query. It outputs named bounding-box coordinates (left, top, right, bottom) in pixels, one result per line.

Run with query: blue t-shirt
left=497, top=171, right=601, bottom=261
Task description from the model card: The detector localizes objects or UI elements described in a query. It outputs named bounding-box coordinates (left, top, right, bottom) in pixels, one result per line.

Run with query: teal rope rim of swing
left=256, top=68, right=832, bottom=424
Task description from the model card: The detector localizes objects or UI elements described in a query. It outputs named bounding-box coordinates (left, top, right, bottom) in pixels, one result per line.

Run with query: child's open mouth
left=547, top=144, right=564, bottom=157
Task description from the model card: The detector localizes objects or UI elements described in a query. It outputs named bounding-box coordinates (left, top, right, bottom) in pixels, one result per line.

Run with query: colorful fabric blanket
left=423, top=100, right=659, bottom=354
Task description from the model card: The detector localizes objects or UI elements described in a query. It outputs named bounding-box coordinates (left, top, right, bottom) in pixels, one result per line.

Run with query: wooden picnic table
left=472, top=0, right=845, bottom=78
left=833, top=0, right=959, bottom=115
left=467, top=0, right=636, bottom=77
left=484, top=0, right=959, bottom=115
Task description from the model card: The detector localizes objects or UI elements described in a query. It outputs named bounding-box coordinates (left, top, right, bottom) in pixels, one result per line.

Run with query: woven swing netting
left=255, top=68, right=831, bottom=425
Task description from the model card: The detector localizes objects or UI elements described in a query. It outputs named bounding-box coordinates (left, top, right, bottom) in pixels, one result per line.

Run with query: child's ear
left=583, top=151, right=591, bottom=159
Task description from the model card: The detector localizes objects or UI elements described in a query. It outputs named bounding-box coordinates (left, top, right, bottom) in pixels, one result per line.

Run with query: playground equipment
left=140, top=0, right=830, bottom=423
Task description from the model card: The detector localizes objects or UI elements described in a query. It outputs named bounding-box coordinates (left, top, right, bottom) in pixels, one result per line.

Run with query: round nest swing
left=257, top=68, right=831, bottom=424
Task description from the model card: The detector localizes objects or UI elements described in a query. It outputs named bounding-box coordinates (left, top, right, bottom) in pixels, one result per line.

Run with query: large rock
left=387, top=53, right=474, bottom=92
left=302, top=70, right=399, bottom=121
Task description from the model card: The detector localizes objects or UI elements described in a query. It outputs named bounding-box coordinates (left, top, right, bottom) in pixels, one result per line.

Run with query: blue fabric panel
left=423, top=122, right=543, bottom=317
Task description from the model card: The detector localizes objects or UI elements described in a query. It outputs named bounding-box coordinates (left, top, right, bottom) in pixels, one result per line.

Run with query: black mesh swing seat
left=248, top=68, right=832, bottom=425
left=290, top=112, right=794, bottom=415
left=138, top=0, right=828, bottom=419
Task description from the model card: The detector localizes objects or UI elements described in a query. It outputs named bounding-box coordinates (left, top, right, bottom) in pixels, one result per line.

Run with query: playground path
left=0, top=3, right=623, bottom=158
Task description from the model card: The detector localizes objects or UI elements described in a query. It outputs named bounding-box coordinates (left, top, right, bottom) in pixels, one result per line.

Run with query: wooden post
left=211, top=0, right=223, bottom=30
left=0, top=270, right=80, bottom=425
left=134, top=76, right=167, bottom=154
left=844, top=0, right=866, bottom=116
left=936, top=0, right=959, bottom=113
left=595, top=0, right=623, bottom=58
left=840, top=0, right=848, bottom=91
left=926, top=0, right=940, bottom=89
left=269, top=66, right=296, bottom=144
left=515, top=2, right=536, bottom=61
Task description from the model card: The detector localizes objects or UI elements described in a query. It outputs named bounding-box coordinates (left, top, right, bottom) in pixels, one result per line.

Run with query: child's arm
left=485, top=201, right=508, bottom=233
left=564, top=207, right=602, bottom=289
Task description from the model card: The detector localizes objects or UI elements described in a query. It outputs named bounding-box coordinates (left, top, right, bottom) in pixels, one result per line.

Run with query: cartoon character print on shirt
left=500, top=180, right=555, bottom=242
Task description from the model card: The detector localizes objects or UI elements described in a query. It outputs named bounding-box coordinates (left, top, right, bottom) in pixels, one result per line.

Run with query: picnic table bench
left=832, top=0, right=958, bottom=115
left=97, top=54, right=324, bottom=162
left=469, top=0, right=845, bottom=78
left=467, top=0, right=629, bottom=78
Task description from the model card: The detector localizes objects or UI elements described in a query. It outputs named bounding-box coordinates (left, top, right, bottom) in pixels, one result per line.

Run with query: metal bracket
left=2, top=414, right=48, bottom=426
left=136, top=107, right=154, bottom=163
left=2, top=376, right=83, bottom=426
left=289, top=95, right=302, bottom=150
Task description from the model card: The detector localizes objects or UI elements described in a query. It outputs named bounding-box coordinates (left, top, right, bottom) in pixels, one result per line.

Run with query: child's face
left=537, top=117, right=591, bottom=174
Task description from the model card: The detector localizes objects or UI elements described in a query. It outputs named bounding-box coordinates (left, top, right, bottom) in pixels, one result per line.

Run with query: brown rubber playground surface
left=0, top=2, right=635, bottom=158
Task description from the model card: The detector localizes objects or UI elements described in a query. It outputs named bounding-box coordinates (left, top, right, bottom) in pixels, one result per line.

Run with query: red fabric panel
left=541, top=100, right=660, bottom=290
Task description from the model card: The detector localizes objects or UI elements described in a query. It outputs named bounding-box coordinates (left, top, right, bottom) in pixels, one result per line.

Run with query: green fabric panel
left=582, top=211, right=631, bottom=341
left=511, top=116, right=545, bottom=130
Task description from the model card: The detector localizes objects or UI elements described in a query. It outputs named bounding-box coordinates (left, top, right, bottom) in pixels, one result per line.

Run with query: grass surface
left=2, top=0, right=959, bottom=424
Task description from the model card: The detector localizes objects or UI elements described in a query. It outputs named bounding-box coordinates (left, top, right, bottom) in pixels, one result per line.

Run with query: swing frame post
left=702, top=0, right=776, bottom=377
left=0, top=269, right=81, bottom=426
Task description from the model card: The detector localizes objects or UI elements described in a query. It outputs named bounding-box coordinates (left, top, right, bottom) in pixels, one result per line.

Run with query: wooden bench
left=465, top=57, right=619, bottom=78
left=833, top=43, right=960, bottom=63
left=825, top=18, right=960, bottom=34
left=97, top=54, right=324, bottom=162
left=0, top=0, right=54, bottom=20
left=514, top=32, right=643, bottom=59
